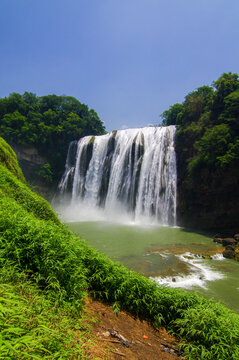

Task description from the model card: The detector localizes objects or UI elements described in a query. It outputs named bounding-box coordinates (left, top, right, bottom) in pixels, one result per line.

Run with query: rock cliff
left=11, top=143, right=53, bottom=199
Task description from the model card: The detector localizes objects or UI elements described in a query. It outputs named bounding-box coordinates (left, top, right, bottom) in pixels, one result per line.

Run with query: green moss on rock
left=88, top=136, right=95, bottom=145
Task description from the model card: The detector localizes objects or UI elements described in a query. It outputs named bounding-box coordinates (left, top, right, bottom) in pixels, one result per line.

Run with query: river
left=66, top=221, right=239, bottom=314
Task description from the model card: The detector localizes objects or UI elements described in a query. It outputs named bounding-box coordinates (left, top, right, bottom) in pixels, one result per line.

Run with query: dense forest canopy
left=0, top=93, right=106, bottom=184
left=161, top=72, right=239, bottom=230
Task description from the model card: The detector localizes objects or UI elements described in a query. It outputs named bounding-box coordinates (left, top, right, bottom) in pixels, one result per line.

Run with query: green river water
left=66, top=221, right=239, bottom=314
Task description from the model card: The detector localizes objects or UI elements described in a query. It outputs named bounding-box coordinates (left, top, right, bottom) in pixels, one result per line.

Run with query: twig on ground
left=161, top=342, right=184, bottom=357
left=98, top=339, right=121, bottom=344
left=102, top=327, right=130, bottom=347
left=110, top=350, right=126, bottom=357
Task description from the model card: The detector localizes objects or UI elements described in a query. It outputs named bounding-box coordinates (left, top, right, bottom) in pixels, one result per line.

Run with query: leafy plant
left=36, top=163, right=53, bottom=183
left=0, top=266, right=91, bottom=359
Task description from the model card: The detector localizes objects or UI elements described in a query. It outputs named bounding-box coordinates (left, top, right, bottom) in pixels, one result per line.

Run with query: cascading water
left=57, top=126, right=177, bottom=225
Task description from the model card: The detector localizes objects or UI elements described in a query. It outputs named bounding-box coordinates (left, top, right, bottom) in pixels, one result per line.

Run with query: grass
left=0, top=264, right=91, bottom=359
left=0, top=164, right=60, bottom=224
left=0, top=137, right=25, bottom=183
left=0, top=136, right=239, bottom=359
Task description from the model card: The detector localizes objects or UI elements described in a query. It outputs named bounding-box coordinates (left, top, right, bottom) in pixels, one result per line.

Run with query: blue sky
left=1, top=0, right=238, bottom=131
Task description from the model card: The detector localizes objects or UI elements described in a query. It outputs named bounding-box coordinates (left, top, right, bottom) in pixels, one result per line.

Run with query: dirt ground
left=84, top=298, right=184, bottom=360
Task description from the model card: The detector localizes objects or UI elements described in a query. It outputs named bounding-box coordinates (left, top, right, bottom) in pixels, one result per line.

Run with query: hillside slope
left=0, top=137, right=25, bottom=183
left=0, top=138, right=239, bottom=360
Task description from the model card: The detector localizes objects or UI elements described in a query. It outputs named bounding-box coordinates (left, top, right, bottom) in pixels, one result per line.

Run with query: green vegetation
left=1, top=138, right=239, bottom=359
left=80, top=249, right=239, bottom=359
left=0, top=164, right=59, bottom=224
left=0, top=137, right=25, bottom=183
left=0, top=268, right=91, bottom=359
left=0, top=92, right=106, bottom=186
left=0, top=140, right=92, bottom=359
left=161, top=72, right=239, bottom=230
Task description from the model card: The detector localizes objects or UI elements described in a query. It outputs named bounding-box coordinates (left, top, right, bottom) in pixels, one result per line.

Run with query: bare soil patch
left=85, top=298, right=184, bottom=360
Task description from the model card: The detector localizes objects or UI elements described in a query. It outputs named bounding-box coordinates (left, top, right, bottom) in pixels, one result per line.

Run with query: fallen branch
left=110, top=350, right=126, bottom=357
left=161, top=342, right=177, bottom=349
left=162, top=348, right=177, bottom=356
left=98, top=339, right=121, bottom=344
left=135, top=339, right=152, bottom=346
left=102, top=327, right=130, bottom=347
left=161, top=342, right=184, bottom=357
left=136, top=339, right=146, bottom=344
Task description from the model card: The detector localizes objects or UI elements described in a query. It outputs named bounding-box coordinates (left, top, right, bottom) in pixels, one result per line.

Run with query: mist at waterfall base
left=55, top=126, right=239, bottom=313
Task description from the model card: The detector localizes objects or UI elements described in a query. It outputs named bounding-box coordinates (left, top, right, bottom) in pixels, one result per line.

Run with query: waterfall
left=57, top=126, right=177, bottom=225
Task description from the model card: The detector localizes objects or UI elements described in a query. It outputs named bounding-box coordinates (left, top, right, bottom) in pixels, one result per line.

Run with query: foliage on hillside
left=0, top=137, right=25, bottom=182
left=0, top=92, right=106, bottom=184
left=0, top=164, right=60, bottom=224
left=1, top=140, right=239, bottom=359
left=0, top=267, right=91, bottom=359
left=0, top=136, right=59, bottom=224
left=161, top=73, right=239, bottom=230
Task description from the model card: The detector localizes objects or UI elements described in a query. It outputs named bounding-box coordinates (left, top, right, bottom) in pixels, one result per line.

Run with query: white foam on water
left=211, top=253, right=225, bottom=261
left=152, top=252, right=224, bottom=290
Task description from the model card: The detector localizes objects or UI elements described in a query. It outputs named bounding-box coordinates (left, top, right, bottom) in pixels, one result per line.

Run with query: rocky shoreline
left=213, top=234, right=239, bottom=261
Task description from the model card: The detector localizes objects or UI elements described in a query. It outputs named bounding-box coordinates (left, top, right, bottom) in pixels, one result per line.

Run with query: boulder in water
left=223, top=249, right=235, bottom=259
left=222, top=238, right=237, bottom=247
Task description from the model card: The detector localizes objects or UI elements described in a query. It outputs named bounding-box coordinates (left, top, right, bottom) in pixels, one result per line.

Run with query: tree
left=36, top=163, right=53, bottom=183
left=183, top=86, right=214, bottom=124
left=212, top=72, right=239, bottom=116
left=219, top=90, right=239, bottom=133
left=160, top=103, right=184, bottom=126
left=0, top=92, right=106, bottom=186
left=161, top=72, right=239, bottom=230
left=194, top=124, right=232, bottom=165
left=22, top=92, right=38, bottom=107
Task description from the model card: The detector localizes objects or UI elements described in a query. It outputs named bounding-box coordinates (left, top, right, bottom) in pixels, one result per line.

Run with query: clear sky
left=1, top=0, right=238, bottom=132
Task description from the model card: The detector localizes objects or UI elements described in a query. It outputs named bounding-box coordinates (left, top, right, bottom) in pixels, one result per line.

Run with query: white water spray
left=152, top=252, right=225, bottom=289
left=57, top=126, right=177, bottom=225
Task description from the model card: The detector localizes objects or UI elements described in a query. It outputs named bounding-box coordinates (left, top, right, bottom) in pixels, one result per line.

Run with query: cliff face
left=12, top=144, right=45, bottom=165
left=11, top=143, right=53, bottom=199
left=176, top=142, right=239, bottom=232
